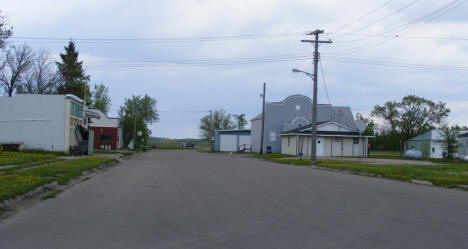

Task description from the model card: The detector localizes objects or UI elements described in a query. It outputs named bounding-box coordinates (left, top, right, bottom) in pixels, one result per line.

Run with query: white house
left=406, top=130, right=468, bottom=158
left=0, top=94, right=99, bottom=154
left=279, top=121, right=372, bottom=157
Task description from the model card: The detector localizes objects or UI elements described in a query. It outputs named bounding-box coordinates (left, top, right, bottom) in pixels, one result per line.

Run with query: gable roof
left=278, top=121, right=373, bottom=137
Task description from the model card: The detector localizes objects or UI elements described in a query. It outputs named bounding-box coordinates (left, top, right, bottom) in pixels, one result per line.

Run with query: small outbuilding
left=214, top=129, right=251, bottom=152
left=406, top=129, right=468, bottom=158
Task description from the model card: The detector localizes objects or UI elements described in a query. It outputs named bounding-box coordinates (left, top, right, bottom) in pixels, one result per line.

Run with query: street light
left=292, top=68, right=313, bottom=78
left=292, top=67, right=318, bottom=164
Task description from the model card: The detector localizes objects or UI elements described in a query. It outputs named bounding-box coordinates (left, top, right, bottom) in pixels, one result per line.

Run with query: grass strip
left=258, top=156, right=468, bottom=189
left=0, top=151, right=58, bottom=166
left=0, top=157, right=116, bottom=202
left=0, top=158, right=64, bottom=173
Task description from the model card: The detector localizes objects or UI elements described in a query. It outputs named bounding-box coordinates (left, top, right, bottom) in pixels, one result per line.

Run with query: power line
left=10, top=31, right=306, bottom=44
left=326, top=32, right=468, bottom=42
left=326, top=0, right=465, bottom=56
left=333, top=0, right=420, bottom=39
left=319, top=59, right=331, bottom=104
left=331, top=0, right=394, bottom=33
left=322, top=56, right=468, bottom=71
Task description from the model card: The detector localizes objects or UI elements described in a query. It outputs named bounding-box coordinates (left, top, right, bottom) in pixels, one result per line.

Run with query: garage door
left=220, top=135, right=237, bottom=151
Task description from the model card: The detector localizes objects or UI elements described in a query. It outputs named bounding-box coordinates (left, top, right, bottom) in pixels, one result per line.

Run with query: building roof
left=216, top=129, right=251, bottom=133
left=408, top=129, right=468, bottom=141
left=250, top=94, right=357, bottom=129
left=279, top=121, right=373, bottom=137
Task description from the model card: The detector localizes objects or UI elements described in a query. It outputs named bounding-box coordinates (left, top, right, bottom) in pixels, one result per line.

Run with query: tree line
left=0, top=12, right=158, bottom=149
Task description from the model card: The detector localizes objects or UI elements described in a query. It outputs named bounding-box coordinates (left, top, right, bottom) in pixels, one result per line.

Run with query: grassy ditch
left=258, top=155, right=468, bottom=189
left=0, top=157, right=116, bottom=202
left=0, top=151, right=58, bottom=166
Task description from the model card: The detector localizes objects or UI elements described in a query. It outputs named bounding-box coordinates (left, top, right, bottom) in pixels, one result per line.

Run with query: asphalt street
left=1, top=150, right=468, bottom=249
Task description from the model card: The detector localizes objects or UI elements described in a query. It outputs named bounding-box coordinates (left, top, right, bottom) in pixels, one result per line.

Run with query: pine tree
left=56, top=41, right=91, bottom=102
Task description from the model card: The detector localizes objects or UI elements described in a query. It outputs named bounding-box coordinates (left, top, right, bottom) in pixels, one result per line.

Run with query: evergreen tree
left=56, top=41, right=91, bottom=102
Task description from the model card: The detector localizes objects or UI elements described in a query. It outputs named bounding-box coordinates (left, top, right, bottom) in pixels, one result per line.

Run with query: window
left=353, top=138, right=359, bottom=144
left=100, top=134, right=113, bottom=142
left=432, top=147, right=435, bottom=153
left=70, top=102, right=83, bottom=118
left=287, top=136, right=290, bottom=146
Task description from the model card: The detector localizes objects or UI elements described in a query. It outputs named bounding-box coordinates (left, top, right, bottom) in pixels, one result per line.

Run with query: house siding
left=0, top=94, right=68, bottom=152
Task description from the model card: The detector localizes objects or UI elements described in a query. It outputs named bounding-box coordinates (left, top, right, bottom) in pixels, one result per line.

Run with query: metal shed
left=214, top=129, right=251, bottom=152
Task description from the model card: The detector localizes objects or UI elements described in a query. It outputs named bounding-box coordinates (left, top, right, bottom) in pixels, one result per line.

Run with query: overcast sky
left=2, top=0, right=468, bottom=138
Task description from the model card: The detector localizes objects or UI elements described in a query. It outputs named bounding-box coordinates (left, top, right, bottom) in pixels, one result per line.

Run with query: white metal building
left=214, top=129, right=251, bottom=152
left=279, top=121, right=372, bottom=157
left=0, top=94, right=98, bottom=153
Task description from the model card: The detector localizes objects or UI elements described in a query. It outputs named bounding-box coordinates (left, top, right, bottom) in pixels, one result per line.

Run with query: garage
left=214, top=129, right=251, bottom=152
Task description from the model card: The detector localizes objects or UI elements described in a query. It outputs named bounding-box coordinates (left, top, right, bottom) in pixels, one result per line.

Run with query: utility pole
left=301, top=30, right=332, bottom=164
left=133, top=112, right=137, bottom=148
left=209, top=110, right=213, bottom=151
left=259, top=82, right=266, bottom=154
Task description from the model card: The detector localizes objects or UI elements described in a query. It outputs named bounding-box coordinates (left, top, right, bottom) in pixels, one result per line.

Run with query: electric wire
left=330, top=0, right=394, bottom=34
left=325, top=0, right=465, bottom=56
left=319, top=59, right=331, bottom=105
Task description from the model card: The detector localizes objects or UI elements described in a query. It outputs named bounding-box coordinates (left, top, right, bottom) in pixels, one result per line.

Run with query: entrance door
left=316, top=137, right=324, bottom=156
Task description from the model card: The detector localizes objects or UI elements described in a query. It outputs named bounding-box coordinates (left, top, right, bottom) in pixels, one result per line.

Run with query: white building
left=0, top=94, right=99, bottom=154
left=406, top=130, right=468, bottom=158
left=279, top=121, right=372, bottom=157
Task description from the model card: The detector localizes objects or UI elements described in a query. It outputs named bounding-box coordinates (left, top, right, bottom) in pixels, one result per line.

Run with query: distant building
left=406, top=130, right=468, bottom=158
left=0, top=94, right=99, bottom=154
left=214, top=129, right=251, bottom=152
left=89, top=109, right=122, bottom=150
left=250, top=94, right=367, bottom=156
left=458, top=133, right=468, bottom=158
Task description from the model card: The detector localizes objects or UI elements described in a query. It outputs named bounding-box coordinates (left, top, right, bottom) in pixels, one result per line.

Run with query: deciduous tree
left=90, top=83, right=111, bottom=114
left=372, top=95, right=450, bottom=152
left=118, top=95, right=159, bottom=148
left=233, top=114, right=248, bottom=129
left=0, top=45, right=33, bottom=96
left=23, top=49, right=60, bottom=94
left=199, top=109, right=236, bottom=141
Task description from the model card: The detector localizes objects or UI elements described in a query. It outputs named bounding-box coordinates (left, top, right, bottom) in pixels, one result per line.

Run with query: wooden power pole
left=259, top=82, right=266, bottom=154
left=301, top=30, right=332, bottom=163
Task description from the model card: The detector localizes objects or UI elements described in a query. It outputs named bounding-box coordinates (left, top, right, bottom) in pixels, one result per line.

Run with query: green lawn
left=0, top=157, right=116, bottom=202
left=0, top=151, right=58, bottom=166
left=257, top=155, right=468, bottom=189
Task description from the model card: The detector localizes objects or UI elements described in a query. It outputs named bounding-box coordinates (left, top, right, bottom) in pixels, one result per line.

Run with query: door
left=316, top=137, right=324, bottom=157
left=332, top=137, right=343, bottom=157
left=220, top=135, right=237, bottom=151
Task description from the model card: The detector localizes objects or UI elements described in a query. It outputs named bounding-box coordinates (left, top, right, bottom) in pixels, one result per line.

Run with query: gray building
left=251, top=94, right=357, bottom=153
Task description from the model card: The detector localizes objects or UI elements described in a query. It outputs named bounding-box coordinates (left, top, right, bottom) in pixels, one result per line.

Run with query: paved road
left=1, top=150, right=468, bottom=249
